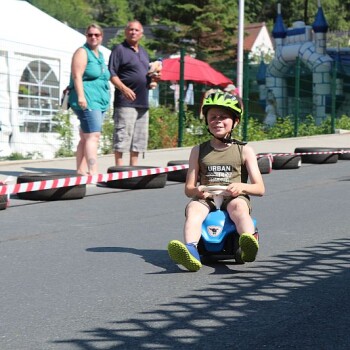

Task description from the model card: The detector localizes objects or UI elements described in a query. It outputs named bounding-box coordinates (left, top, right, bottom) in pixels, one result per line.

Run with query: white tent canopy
left=0, top=0, right=111, bottom=158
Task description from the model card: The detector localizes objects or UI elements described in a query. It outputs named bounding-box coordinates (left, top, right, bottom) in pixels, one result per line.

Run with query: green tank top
left=198, top=140, right=248, bottom=186
left=69, top=43, right=111, bottom=111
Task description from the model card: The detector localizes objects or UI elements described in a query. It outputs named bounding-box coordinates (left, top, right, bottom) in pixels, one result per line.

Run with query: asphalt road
left=1, top=159, right=350, bottom=349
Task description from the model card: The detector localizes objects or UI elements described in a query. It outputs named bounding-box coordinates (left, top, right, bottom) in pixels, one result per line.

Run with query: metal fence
left=157, top=49, right=350, bottom=143
left=158, top=51, right=350, bottom=121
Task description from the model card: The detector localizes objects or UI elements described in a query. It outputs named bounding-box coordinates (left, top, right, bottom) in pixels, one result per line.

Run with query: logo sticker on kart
left=207, top=226, right=222, bottom=237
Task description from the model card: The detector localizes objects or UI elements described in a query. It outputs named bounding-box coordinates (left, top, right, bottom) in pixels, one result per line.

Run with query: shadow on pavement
left=56, top=238, right=350, bottom=349
left=86, top=246, right=174, bottom=272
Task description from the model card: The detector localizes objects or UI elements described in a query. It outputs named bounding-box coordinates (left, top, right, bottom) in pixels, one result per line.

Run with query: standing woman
left=69, top=24, right=110, bottom=176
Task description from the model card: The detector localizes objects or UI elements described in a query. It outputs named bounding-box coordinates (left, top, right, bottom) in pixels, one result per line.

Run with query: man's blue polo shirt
left=108, top=40, right=150, bottom=108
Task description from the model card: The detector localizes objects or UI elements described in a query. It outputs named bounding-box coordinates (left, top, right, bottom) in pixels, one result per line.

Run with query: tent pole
left=178, top=48, right=185, bottom=147
left=237, top=0, right=244, bottom=96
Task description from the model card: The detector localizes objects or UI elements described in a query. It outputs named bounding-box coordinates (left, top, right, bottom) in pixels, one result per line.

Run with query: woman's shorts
left=73, top=109, right=106, bottom=133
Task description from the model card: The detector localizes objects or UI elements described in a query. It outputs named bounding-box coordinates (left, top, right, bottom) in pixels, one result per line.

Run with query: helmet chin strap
left=208, top=129, right=247, bottom=145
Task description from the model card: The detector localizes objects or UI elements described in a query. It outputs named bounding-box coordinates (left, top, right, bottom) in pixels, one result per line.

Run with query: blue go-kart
left=197, top=186, right=259, bottom=264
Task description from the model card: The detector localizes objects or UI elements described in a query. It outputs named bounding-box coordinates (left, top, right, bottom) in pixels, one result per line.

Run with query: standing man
left=108, top=20, right=151, bottom=166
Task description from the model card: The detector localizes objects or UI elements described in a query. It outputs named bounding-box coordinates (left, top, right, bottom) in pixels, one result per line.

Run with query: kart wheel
left=166, top=160, right=188, bottom=182
left=197, top=238, right=206, bottom=256
left=233, top=234, right=244, bottom=264
left=106, top=166, right=167, bottom=189
left=16, top=172, right=86, bottom=201
left=294, top=147, right=338, bottom=164
left=257, top=155, right=272, bottom=174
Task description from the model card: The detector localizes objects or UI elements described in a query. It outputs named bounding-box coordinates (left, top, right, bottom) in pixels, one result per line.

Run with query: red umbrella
left=160, top=56, right=233, bottom=87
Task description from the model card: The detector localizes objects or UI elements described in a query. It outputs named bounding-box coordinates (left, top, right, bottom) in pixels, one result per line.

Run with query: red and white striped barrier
left=0, top=164, right=189, bottom=196
left=1, top=149, right=349, bottom=197
left=256, top=149, right=350, bottom=159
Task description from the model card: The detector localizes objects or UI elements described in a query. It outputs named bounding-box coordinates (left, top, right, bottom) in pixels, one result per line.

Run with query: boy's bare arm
left=226, top=145, right=265, bottom=197
left=184, top=146, right=208, bottom=199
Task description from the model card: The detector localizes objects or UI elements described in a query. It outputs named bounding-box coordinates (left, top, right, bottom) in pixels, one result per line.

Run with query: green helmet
left=201, top=90, right=246, bottom=145
left=202, top=91, right=243, bottom=123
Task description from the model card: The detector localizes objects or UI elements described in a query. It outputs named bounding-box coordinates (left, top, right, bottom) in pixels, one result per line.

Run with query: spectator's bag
left=60, top=86, right=70, bottom=110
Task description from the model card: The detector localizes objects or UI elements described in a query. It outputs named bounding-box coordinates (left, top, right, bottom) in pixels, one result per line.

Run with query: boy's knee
left=228, top=200, right=248, bottom=213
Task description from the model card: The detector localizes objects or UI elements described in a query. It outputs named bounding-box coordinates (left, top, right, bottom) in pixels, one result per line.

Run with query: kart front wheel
left=233, top=234, right=244, bottom=264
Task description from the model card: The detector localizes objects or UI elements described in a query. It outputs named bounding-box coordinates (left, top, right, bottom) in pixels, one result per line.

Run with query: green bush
left=52, top=105, right=350, bottom=158
left=100, top=110, right=114, bottom=155
left=149, top=108, right=211, bottom=148
left=337, top=115, right=350, bottom=130
left=182, top=111, right=210, bottom=146
left=53, top=111, right=74, bottom=158
left=244, top=114, right=350, bottom=142
left=245, top=117, right=267, bottom=141
left=2, top=152, right=31, bottom=161
left=148, top=106, right=179, bottom=149
left=265, top=117, right=294, bottom=139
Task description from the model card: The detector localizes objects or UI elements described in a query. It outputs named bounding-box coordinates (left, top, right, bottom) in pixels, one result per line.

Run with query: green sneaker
left=168, top=240, right=202, bottom=272
left=239, top=233, right=259, bottom=262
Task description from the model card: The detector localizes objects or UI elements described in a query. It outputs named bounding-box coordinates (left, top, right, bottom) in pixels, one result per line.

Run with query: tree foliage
left=188, top=0, right=239, bottom=62
left=29, top=0, right=350, bottom=62
left=29, top=0, right=93, bottom=27
left=87, top=0, right=130, bottom=27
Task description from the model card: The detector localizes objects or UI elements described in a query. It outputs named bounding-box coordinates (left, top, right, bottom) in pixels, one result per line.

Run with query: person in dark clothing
left=108, top=20, right=157, bottom=166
